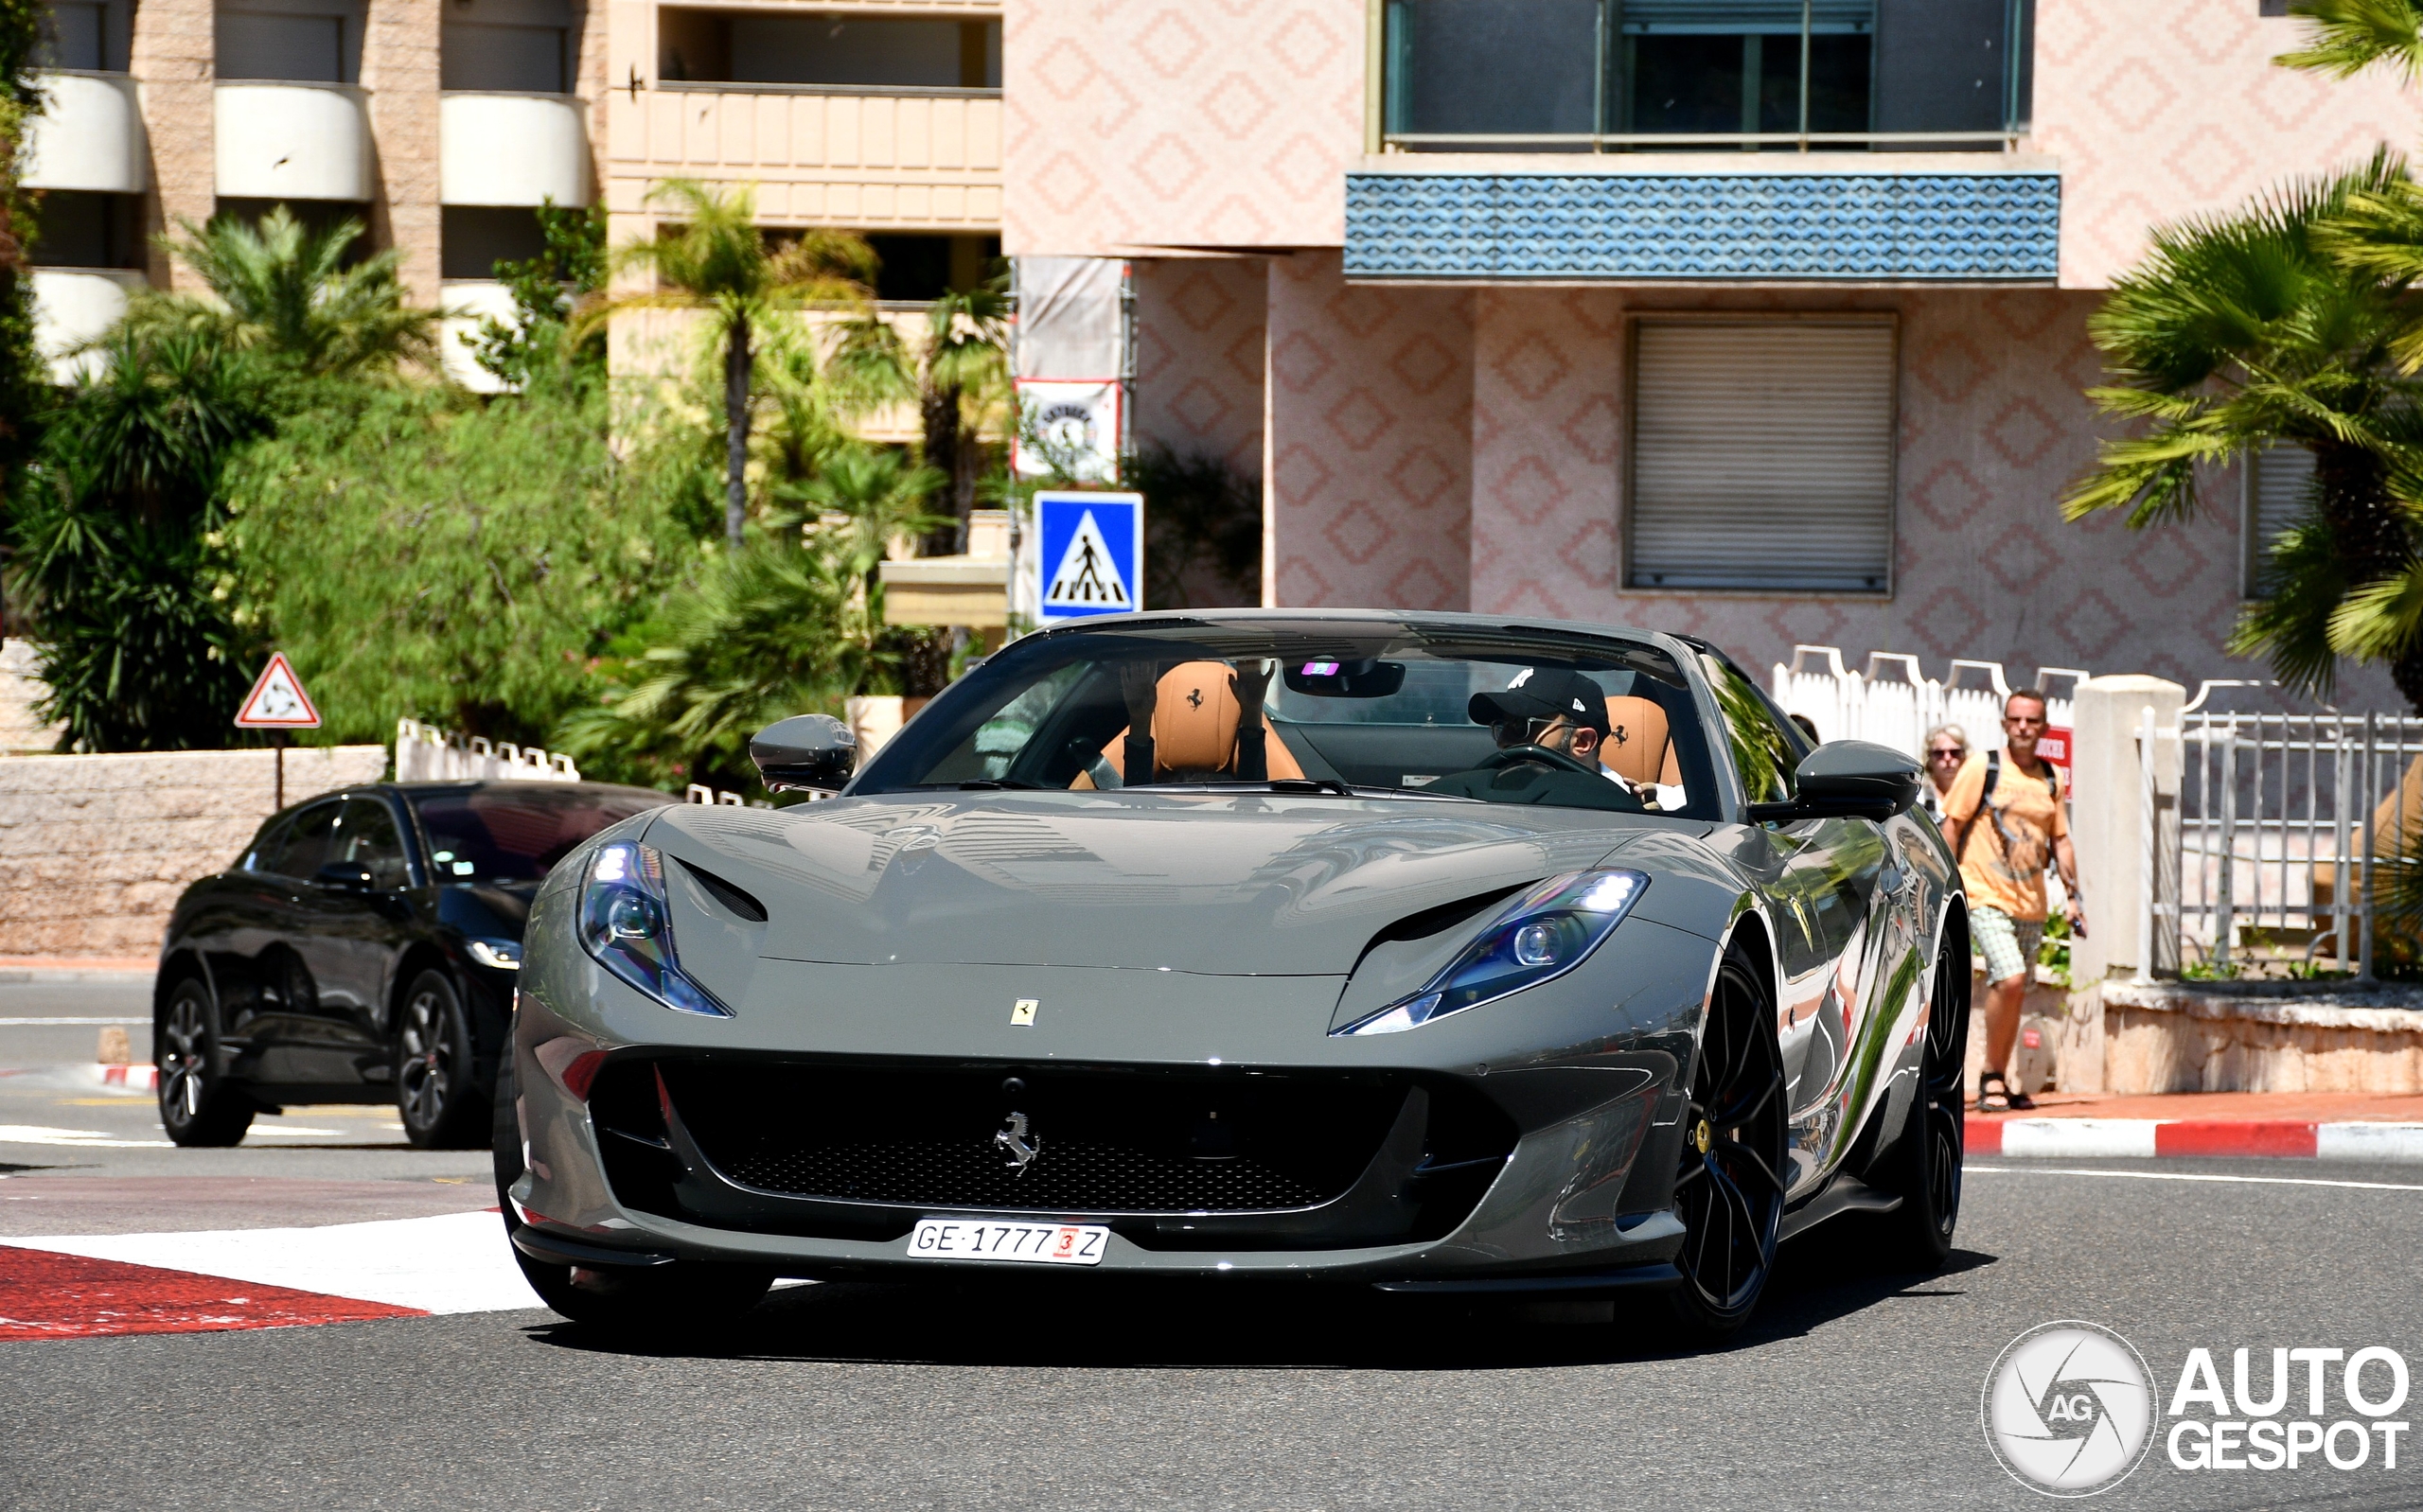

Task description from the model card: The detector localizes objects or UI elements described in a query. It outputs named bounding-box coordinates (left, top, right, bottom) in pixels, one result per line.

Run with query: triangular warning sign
left=234, top=652, right=322, bottom=729
left=1043, top=509, right=1132, bottom=610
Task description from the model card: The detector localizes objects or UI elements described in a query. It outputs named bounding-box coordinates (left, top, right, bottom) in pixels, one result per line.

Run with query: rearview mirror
left=1282, top=658, right=1406, bottom=698
left=1745, top=740, right=1922, bottom=824
left=751, top=713, right=858, bottom=794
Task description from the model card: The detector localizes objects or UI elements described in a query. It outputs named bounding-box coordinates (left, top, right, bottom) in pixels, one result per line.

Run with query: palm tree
left=2061, top=152, right=2423, bottom=706
left=778, top=443, right=948, bottom=609
left=829, top=278, right=1009, bottom=552
left=2274, top=1, right=2423, bottom=80
left=131, top=206, right=438, bottom=378
left=582, top=180, right=875, bottom=551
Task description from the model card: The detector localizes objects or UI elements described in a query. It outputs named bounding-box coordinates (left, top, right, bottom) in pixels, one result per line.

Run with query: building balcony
left=608, top=84, right=1001, bottom=228
left=215, top=81, right=373, bottom=201
left=1345, top=153, right=2060, bottom=282
left=441, top=92, right=590, bottom=207
left=31, top=268, right=144, bottom=380
left=438, top=279, right=517, bottom=394
left=24, top=71, right=146, bottom=192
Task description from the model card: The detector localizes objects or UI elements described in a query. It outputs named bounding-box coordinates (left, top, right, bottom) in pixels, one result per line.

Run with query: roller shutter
left=1628, top=318, right=1896, bottom=593
left=2245, top=444, right=2314, bottom=597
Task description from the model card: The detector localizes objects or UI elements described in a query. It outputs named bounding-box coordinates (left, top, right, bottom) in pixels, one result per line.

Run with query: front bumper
left=510, top=920, right=1718, bottom=1288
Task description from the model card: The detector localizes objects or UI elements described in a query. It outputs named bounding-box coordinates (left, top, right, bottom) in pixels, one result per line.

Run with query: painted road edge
left=1965, top=1118, right=2423, bottom=1160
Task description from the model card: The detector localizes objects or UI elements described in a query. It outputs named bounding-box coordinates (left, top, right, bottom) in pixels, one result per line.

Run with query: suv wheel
left=396, top=969, right=486, bottom=1150
left=158, top=978, right=255, bottom=1148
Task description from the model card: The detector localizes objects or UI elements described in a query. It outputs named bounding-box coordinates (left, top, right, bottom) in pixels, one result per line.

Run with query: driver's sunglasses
left=1494, top=715, right=1565, bottom=748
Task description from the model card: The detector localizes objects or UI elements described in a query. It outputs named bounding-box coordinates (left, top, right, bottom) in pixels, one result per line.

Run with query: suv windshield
left=410, top=786, right=670, bottom=883
left=853, top=621, right=1721, bottom=818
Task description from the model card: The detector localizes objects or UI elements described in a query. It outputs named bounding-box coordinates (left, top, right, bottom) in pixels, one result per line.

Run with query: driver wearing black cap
left=1425, top=668, right=1646, bottom=812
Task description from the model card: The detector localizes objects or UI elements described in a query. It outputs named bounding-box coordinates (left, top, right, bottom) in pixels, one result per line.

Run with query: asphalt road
left=4, top=978, right=2419, bottom=1511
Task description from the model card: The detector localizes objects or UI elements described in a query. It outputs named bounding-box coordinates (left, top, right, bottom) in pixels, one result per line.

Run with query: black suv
left=154, top=780, right=671, bottom=1149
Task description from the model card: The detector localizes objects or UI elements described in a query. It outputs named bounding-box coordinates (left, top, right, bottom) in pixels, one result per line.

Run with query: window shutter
left=2244, top=444, right=2313, bottom=597
left=1628, top=319, right=1896, bottom=593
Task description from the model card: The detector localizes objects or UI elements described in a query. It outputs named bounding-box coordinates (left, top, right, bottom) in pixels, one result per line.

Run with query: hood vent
left=677, top=857, right=768, bottom=923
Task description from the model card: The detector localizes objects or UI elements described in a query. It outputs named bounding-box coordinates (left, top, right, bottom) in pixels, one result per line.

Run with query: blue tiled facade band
left=1343, top=173, right=2061, bottom=281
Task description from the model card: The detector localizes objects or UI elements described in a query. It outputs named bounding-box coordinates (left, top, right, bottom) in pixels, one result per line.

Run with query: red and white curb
left=0, top=1210, right=542, bottom=1340
left=1968, top=1117, right=2423, bottom=1161
left=91, top=1063, right=156, bottom=1093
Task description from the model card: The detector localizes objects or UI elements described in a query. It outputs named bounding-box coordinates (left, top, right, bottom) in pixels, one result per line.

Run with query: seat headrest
left=1601, top=695, right=1672, bottom=786
left=1153, top=661, right=1243, bottom=773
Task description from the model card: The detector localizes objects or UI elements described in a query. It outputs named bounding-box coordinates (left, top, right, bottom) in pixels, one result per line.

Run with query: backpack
left=1954, top=748, right=2060, bottom=871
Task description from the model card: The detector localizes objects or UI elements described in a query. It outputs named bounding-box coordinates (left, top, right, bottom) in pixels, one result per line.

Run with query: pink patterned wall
left=2028, top=0, right=2421, bottom=288
left=1258, top=254, right=2388, bottom=694
left=1132, top=256, right=1266, bottom=477
left=1001, top=0, right=1362, bottom=255
left=1266, top=252, right=1471, bottom=611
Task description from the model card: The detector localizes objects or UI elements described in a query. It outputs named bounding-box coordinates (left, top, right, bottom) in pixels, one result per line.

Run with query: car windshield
left=853, top=621, right=1722, bottom=818
left=411, top=786, right=670, bottom=883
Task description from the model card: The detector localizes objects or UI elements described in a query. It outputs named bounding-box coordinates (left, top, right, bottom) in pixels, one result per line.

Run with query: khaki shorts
left=1972, top=906, right=2043, bottom=984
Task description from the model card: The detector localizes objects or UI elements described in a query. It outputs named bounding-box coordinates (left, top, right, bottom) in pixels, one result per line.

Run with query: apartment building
left=23, top=0, right=1001, bottom=384
left=1005, top=0, right=2418, bottom=697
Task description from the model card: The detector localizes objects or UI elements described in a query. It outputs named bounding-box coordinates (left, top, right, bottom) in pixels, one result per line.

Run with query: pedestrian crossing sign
left=1034, top=491, right=1143, bottom=624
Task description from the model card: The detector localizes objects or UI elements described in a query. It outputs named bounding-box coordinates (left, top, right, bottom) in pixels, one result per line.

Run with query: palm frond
left=2276, top=0, right=2423, bottom=80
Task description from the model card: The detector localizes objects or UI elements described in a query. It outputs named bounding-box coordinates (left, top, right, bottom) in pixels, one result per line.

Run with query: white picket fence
left=1768, top=645, right=2084, bottom=758
left=394, top=718, right=582, bottom=782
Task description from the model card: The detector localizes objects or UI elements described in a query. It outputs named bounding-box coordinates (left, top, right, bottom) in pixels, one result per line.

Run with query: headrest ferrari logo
left=1611, top=723, right=1629, bottom=747
left=995, top=1112, right=1042, bottom=1173
left=1187, top=687, right=1204, bottom=709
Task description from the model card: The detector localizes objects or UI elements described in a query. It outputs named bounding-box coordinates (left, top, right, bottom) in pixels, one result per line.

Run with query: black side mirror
left=751, top=713, right=858, bottom=794
left=1745, top=740, right=1922, bottom=824
left=314, top=860, right=376, bottom=891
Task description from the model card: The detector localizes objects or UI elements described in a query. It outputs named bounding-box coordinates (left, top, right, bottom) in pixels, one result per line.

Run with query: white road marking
left=11, top=1209, right=544, bottom=1314
left=244, top=1128, right=345, bottom=1137
left=0, top=1018, right=146, bottom=1026
left=0, top=1125, right=171, bottom=1149
left=1967, top=1164, right=2423, bottom=1192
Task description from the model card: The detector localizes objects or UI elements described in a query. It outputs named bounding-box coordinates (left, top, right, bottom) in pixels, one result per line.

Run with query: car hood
left=644, top=793, right=1690, bottom=976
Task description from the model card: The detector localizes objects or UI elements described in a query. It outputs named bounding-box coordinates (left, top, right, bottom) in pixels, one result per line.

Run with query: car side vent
left=676, top=858, right=768, bottom=923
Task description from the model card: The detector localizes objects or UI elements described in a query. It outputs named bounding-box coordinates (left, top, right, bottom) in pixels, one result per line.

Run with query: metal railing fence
left=1770, top=644, right=2081, bottom=759
left=394, top=718, right=581, bottom=783
left=2166, top=701, right=2423, bottom=978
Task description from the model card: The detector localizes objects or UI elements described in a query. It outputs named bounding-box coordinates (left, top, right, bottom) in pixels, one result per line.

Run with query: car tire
left=396, top=969, right=486, bottom=1151
left=1664, top=941, right=1788, bottom=1341
left=490, top=1036, right=774, bottom=1332
left=1880, top=915, right=1970, bottom=1270
left=157, top=976, right=256, bottom=1148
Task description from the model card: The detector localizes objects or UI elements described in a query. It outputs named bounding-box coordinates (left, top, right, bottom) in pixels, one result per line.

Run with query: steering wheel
left=1477, top=743, right=1602, bottom=779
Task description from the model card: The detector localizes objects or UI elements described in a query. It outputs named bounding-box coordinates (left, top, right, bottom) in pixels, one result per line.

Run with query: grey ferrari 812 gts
left=496, top=609, right=1968, bottom=1338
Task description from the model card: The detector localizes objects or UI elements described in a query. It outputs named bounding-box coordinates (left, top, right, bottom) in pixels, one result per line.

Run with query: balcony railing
left=1381, top=0, right=2033, bottom=154
left=25, top=71, right=147, bottom=192
left=216, top=82, right=373, bottom=200
left=441, top=92, right=590, bottom=206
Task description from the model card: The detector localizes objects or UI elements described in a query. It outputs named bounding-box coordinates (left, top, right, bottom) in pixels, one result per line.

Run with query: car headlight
left=465, top=938, right=522, bottom=971
left=1334, top=869, right=1648, bottom=1036
left=577, top=840, right=732, bottom=1017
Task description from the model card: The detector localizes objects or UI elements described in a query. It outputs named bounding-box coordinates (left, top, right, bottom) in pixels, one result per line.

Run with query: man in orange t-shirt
left=1939, top=690, right=2081, bottom=1112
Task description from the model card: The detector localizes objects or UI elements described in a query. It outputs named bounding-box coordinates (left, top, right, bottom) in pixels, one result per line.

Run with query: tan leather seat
left=1075, top=660, right=1306, bottom=786
left=1602, top=694, right=1682, bottom=786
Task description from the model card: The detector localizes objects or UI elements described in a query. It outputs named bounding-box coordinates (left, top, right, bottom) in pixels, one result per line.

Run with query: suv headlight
left=578, top=840, right=732, bottom=1017
left=1335, top=869, right=1648, bottom=1036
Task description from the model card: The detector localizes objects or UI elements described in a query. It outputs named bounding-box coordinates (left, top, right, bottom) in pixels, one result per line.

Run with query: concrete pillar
left=362, top=0, right=440, bottom=306
left=2070, top=673, right=2186, bottom=983
left=130, top=0, right=216, bottom=290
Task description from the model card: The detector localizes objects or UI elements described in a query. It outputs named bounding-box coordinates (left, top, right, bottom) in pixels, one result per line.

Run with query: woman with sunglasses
left=1919, top=724, right=1968, bottom=822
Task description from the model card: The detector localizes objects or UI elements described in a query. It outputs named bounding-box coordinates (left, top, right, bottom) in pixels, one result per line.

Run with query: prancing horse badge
left=1010, top=998, right=1038, bottom=1027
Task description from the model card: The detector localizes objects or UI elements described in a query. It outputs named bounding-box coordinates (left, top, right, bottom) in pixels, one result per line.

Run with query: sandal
left=1977, top=1071, right=2013, bottom=1114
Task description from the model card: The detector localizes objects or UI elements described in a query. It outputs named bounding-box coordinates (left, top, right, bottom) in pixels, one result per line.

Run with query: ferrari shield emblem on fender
left=1010, top=998, right=1038, bottom=1027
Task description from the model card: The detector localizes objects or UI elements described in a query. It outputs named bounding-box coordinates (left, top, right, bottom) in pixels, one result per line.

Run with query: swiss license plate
left=906, top=1218, right=1108, bottom=1266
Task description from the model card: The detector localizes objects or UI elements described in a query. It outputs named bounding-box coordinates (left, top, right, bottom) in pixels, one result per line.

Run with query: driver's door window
left=1702, top=655, right=1802, bottom=805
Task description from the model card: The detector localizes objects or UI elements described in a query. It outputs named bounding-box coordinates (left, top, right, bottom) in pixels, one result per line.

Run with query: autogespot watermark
left=1983, top=1322, right=2160, bottom=1496
left=1984, top=1323, right=2413, bottom=1497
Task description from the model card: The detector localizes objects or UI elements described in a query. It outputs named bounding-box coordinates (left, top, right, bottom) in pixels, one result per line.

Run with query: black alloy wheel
left=1883, top=916, right=1970, bottom=1268
left=396, top=970, right=486, bottom=1150
left=158, top=977, right=255, bottom=1147
left=491, top=1046, right=773, bottom=1332
left=1667, top=945, right=1788, bottom=1339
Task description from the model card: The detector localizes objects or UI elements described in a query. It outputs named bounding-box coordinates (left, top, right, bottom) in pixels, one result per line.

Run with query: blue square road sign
left=1034, top=491, right=1144, bottom=624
